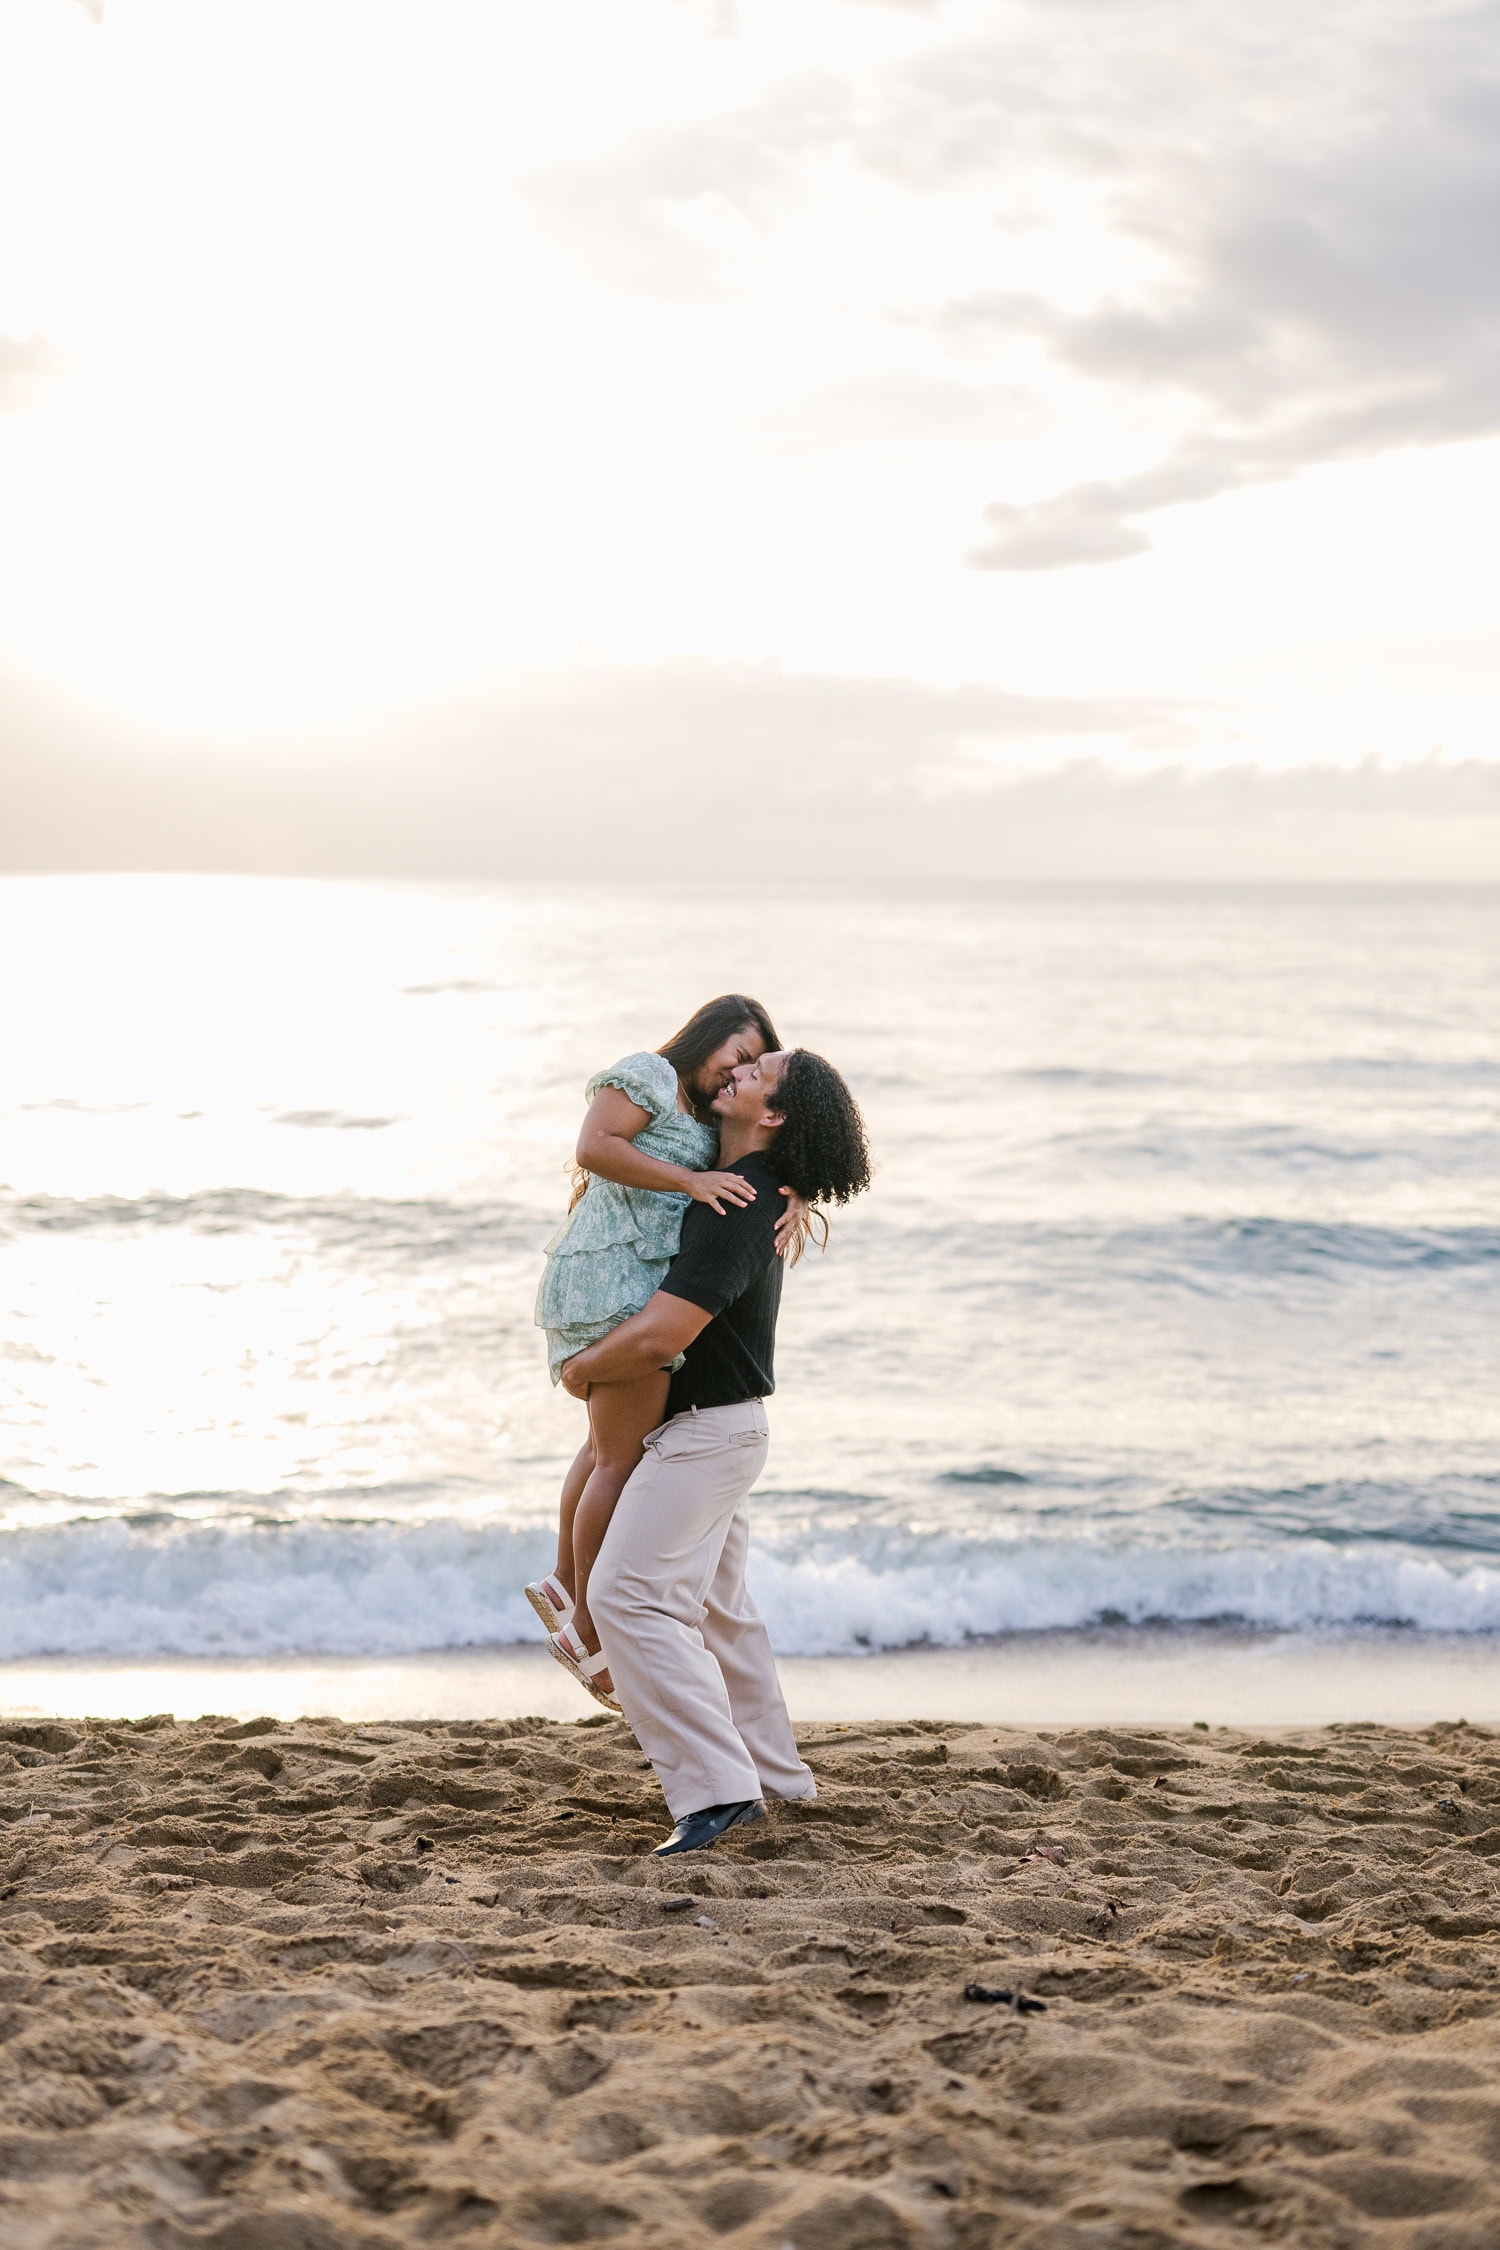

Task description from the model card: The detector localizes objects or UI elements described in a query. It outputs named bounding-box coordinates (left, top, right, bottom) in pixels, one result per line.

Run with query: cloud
left=522, top=77, right=848, bottom=298
left=515, top=2, right=1500, bottom=558
left=754, top=369, right=1017, bottom=450
left=0, top=336, right=58, bottom=412
left=668, top=0, right=740, bottom=35
left=3, top=662, right=1496, bottom=882
left=0, top=656, right=1186, bottom=879
left=967, top=482, right=1149, bottom=571
left=965, top=387, right=1500, bottom=569
left=934, top=2, right=1500, bottom=561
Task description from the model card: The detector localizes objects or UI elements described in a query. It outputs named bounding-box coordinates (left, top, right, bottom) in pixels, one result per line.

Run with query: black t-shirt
left=660, top=1150, right=785, bottom=1414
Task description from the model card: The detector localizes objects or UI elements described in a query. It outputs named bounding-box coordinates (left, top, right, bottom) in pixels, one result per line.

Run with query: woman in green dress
left=531, top=994, right=801, bottom=1706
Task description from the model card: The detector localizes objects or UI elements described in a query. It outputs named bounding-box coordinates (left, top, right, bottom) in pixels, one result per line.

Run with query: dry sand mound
left=4, top=1712, right=1500, bottom=2247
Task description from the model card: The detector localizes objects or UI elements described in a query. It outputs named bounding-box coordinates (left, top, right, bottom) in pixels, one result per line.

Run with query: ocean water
left=2, top=874, right=1497, bottom=1668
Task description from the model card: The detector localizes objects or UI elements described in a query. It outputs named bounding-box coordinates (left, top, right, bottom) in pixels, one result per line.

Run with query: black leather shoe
left=652, top=1799, right=766, bottom=1857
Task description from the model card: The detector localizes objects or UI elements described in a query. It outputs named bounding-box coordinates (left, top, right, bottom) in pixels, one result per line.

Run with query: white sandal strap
left=548, top=1626, right=621, bottom=1712
left=556, top=1621, right=611, bottom=1678
left=555, top=1629, right=607, bottom=1683
left=525, top=1574, right=575, bottom=1631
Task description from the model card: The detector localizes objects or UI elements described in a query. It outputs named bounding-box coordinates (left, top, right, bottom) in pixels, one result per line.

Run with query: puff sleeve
left=585, top=1049, right=678, bottom=1120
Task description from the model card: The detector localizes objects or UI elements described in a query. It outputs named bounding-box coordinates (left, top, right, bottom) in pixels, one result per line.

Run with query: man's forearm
left=569, top=1323, right=670, bottom=1387
left=568, top=1300, right=702, bottom=1387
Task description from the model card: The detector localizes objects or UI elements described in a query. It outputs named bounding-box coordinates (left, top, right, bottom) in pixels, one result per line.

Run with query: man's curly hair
left=767, top=1050, right=872, bottom=1210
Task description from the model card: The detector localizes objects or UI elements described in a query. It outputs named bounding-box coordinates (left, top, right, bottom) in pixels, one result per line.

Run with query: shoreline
left=4, top=1621, right=1500, bottom=1726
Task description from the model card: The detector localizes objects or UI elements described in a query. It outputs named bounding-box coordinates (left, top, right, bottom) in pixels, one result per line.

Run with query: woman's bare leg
left=554, top=1435, right=594, bottom=1594
left=571, top=1372, right=670, bottom=1686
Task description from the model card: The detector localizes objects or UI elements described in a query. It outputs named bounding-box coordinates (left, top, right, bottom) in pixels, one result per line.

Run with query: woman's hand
left=686, top=1169, right=757, bottom=1214
left=775, top=1186, right=809, bottom=1257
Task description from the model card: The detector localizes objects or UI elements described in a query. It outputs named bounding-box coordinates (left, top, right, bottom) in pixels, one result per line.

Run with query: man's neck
left=716, top=1118, right=776, bottom=1168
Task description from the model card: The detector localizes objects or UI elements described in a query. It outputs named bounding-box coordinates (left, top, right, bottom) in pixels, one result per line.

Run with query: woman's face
left=686, top=1023, right=767, bottom=1104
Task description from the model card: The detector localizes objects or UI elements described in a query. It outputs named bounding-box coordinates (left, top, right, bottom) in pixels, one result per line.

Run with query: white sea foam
left=0, top=1518, right=556, bottom=1662
left=5, top=1514, right=1500, bottom=1661
left=746, top=1540, right=1500, bottom=1653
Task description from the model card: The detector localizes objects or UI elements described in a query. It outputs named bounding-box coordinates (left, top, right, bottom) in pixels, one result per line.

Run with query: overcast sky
left=3, top=0, right=1499, bottom=877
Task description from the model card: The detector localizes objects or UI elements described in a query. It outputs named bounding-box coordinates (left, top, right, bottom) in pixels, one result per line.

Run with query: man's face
left=712, top=1049, right=786, bottom=1127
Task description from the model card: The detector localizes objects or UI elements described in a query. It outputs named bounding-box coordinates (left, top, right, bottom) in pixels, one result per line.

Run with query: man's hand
left=559, top=1353, right=590, bottom=1399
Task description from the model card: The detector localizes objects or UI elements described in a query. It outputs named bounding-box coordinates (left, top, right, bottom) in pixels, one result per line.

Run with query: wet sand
left=6, top=1623, right=1500, bottom=1729
left=4, top=1711, right=1500, bottom=2248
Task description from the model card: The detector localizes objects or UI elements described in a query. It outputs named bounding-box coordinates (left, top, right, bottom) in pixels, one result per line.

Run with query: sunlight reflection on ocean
left=2, top=874, right=1498, bottom=1659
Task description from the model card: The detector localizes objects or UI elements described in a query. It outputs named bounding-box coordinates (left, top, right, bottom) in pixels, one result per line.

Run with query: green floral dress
left=535, top=1050, right=718, bottom=1381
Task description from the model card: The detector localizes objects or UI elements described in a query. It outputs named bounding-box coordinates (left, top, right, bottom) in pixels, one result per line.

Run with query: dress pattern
left=534, top=1050, right=718, bottom=1380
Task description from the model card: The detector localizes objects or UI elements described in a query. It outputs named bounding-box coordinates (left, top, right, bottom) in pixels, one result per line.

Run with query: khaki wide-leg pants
left=590, top=1400, right=816, bottom=1821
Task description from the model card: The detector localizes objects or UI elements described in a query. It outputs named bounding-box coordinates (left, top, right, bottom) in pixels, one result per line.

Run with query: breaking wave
left=5, top=1507, right=1500, bottom=1661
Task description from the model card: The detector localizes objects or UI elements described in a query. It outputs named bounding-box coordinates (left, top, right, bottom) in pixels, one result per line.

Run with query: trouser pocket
left=643, top=1409, right=768, bottom=1461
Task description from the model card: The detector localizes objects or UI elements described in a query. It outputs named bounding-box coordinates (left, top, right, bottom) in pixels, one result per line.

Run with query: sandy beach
left=4, top=1712, right=1500, bottom=2248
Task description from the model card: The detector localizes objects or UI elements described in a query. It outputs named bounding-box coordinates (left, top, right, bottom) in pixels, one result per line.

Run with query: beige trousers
left=590, top=1400, right=816, bottom=1821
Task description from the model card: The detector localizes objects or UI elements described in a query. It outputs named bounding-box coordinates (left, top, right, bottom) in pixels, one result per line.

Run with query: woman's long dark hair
left=659, top=994, right=781, bottom=1103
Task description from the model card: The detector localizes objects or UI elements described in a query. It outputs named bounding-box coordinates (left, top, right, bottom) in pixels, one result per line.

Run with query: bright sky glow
left=1, top=0, right=1498, bottom=841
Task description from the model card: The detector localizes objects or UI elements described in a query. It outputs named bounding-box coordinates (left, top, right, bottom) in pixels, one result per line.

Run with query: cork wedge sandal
left=548, top=1621, right=621, bottom=1715
left=524, top=1571, right=575, bottom=1632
